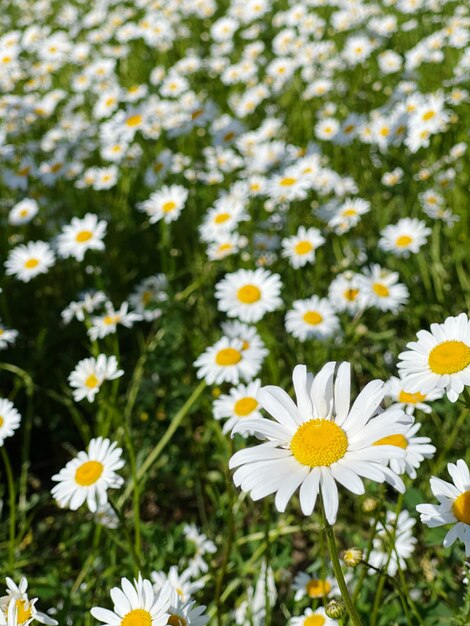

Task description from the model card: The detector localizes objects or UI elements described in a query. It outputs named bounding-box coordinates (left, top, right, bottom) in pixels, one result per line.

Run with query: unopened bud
left=325, top=599, right=346, bottom=619
left=342, top=547, right=363, bottom=567
left=362, top=497, right=378, bottom=512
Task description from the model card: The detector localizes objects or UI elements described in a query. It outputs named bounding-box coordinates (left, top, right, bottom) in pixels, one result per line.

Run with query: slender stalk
left=119, top=380, right=206, bottom=505
left=1, top=446, right=16, bottom=570
left=320, top=498, right=363, bottom=626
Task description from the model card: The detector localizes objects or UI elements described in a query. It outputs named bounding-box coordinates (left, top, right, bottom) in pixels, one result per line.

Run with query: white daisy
left=359, top=264, right=409, bottom=313
left=327, top=198, right=370, bottom=234
left=328, top=273, right=367, bottom=315
left=285, top=296, right=340, bottom=342
left=230, top=363, right=409, bottom=524
left=0, top=398, right=21, bottom=446
left=68, top=354, right=124, bottom=403
left=417, top=460, right=470, bottom=556
left=129, top=275, right=168, bottom=322
left=385, top=376, right=443, bottom=415
left=5, top=241, right=55, bottom=283
left=137, top=185, right=188, bottom=224
left=292, top=570, right=340, bottom=601
left=0, top=326, right=18, bottom=351
left=166, top=598, right=209, bottom=626
left=51, top=437, right=124, bottom=513
left=215, top=268, right=282, bottom=323
left=221, top=321, right=269, bottom=358
left=194, top=337, right=264, bottom=385
left=56, top=213, right=107, bottom=261
left=281, top=227, right=325, bottom=269
left=90, top=574, right=171, bottom=626
left=151, top=566, right=203, bottom=606
left=213, top=380, right=262, bottom=435
left=88, top=302, right=142, bottom=341
left=0, top=577, right=58, bottom=626
left=378, top=218, right=431, bottom=257
left=289, top=607, right=339, bottom=626
left=397, top=313, right=470, bottom=403
left=374, top=419, right=435, bottom=479
left=8, top=199, right=39, bottom=225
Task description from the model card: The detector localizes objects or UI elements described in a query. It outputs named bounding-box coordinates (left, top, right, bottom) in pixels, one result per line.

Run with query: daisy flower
left=5, top=241, right=55, bottom=283
left=328, top=273, right=367, bottom=315
left=90, top=574, right=171, bottom=626
left=0, top=326, right=18, bottom=351
left=194, top=337, right=263, bottom=385
left=137, top=185, right=188, bottom=224
left=167, top=598, right=209, bottom=626
left=51, top=437, right=124, bottom=513
left=378, top=218, right=431, bottom=257
left=327, top=198, right=370, bottom=234
left=281, top=227, right=325, bottom=269
left=213, top=380, right=262, bottom=435
left=8, top=199, right=39, bottom=225
left=0, top=399, right=21, bottom=446
left=374, top=419, right=435, bottom=480
left=88, top=302, right=142, bottom=341
left=215, top=268, right=282, bottom=323
left=0, top=577, right=58, bottom=625
left=56, top=213, right=107, bottom=261
left=221, top=321, right=269, bottom=358
left=230, top=363, right=409, bottom=524
left=61, top=291, right=108, bottom=324
left=417, top=460, right=470, bottom=556
left=68, top=354, right=124, bottom=403
left=151, top=566, right=204, bottom=605
left=359, top=264, right=409, bottom=313
left=385, top=376, right=443, bottom=415
left=285, top=296, right=340, bottom=342
left=292, top=570, right=339, bottom=601
left=183, top=524, right=217, bottom=576
left=289, top=607, right=339, bottom=626
left=397, top=313, right=470, bottom=402
left=129, top=275, right=168, bottom=321
left=368, top=510, right=417, bottom=577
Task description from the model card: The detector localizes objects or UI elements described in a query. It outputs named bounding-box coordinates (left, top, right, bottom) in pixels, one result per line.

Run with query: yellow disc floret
left=215, top=348, right=241, bottom=366
left=295, top=241, right=313, bottom=255
left=303, top=311, right=323, bottom=326
left=234, top=397, right=258, bottom=416
left=398, top=390, right=426, bottom=404
left=374, top=434, right=408, bottom=449
left=121, top=609, right=152, bottom=626
left=75, top=460, right=104, bottom=486
left=452, top=491, right=470, bottom=525
left=304, top=615, right=325, bottom=626
left=305, top=578, right=332, bottom=598
left=76, top=230, right=93, bottom=242
left=290, top=419, right=348, bottom=467
left=395, top=235, right=412, bottom=247
left=428, top=341, right=470, bottom=375
left=237, top=284, right=261, bottom=304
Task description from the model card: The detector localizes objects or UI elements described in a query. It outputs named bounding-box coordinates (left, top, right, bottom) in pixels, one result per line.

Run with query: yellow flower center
left=290, top=419, right=348, bottom=467
left=279, top=177, right=296, bottom=187
left=304, top=615, right=325, bottom=626
left=398, top=390, right=426, bottom=404
left=19, top=209, right=29, bottom=218
left=395, top=235, right=412, bottom=247
left=121, top=609, right=152, bottom=626
left=223, top=131, right=235, bottom=142
left=215, top=348, right=241, bottom=366
left=103, top=315, right=120, bottom=325
left=372, top=282, right=389, bottom=297
left=237, top=284, right=261, bottom=304
left=452, top=491, right=470, bottom=524
left=168, top=615, right=187, bottom=626
left=24, top=258, right=39, bottom=269
left=374, top=434, right=408, bottom=449
left=295, top=241, right=313, bottom=255
left=303, top=311, right=323, bottom=326
left=162, top=201, right=176, bottom=213
left=0, top=416, right=3, bottom=427
left=75, top=460, right=104, bottom=486
left=76, top=230, right=93, bottom=242
left=428, top=341, right=470, bottom=375
left=85, top=374, right=99, bottom=388
left=342, top=208, right=357, bottom=217
left=305, top=578, right=332, bottom=598
left=234, top=397, right=258, bottom=416
left=422, top=110, right=435, bottom=121
left=125, top=114, right=143, bottom=127
left=214, top=212, right=230, bottom=224
left=16, top=599, right=32, bottom=624
left=344, top=288, right=359, bottom=301
left=379, top=127, right=390, bottom=137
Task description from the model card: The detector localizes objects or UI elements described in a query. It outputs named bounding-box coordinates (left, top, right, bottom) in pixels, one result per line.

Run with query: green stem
left=118, top=380, right=206, bottom=505
left=320, top=498, right=363, bottom=626
left=1, top=446, right=16, bottom=570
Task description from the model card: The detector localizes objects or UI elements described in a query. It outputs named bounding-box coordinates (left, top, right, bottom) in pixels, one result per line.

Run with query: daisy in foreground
left=417, top=459, right=470, bottom=556
left=51, top=437, right=124, bottom=513
left=230, top=362, right=409, bottom=524
left=0, top=576, right=58, bottom=625
left=397, top=312, right=470, bottom=402
left=289, top=607, right=338, bottom=626
left=90, top=574, right=171, bottom=626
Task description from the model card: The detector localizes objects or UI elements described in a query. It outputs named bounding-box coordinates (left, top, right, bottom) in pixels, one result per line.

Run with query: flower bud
left=342, top=547, right=363, bottom=567
left=325, top=599, right=346, bottom=619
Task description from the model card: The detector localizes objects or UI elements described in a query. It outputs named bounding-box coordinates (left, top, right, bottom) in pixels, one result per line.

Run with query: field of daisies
left=1, top=0, right=470, bottom=625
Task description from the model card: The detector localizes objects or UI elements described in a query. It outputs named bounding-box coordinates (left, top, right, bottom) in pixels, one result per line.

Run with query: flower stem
left=1, top=446, right=16, bottom=570
left=320, top=497, right=363, bottom=626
